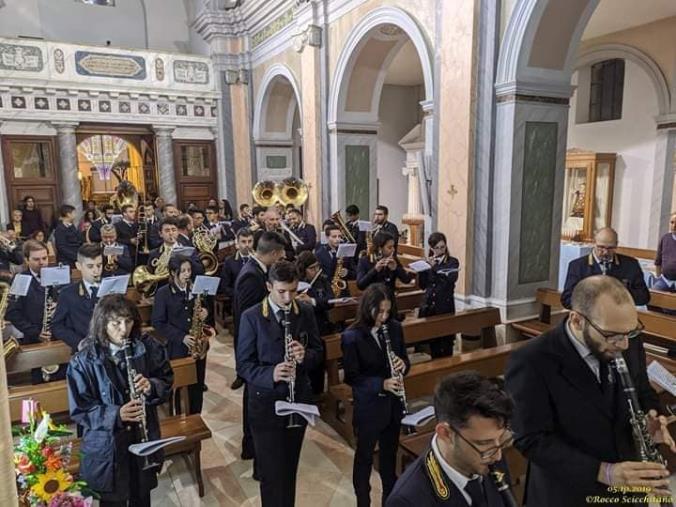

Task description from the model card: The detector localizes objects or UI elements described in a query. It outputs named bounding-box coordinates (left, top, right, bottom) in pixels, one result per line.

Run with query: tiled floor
left=150, top=328, right=383, bottom=506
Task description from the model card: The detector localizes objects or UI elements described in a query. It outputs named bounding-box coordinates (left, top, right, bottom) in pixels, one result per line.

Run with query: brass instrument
left=331, top=211, right=356, bottom=244
left=488, top=463, right=518, bottom=507
left=3, top=336, right=20, bottom=360
left=252, top=180, right=280, bottom=207
left=40, top=286, right=60, bottom=382
left=280, top=221, right=304, bottom=249
left=252, top=178, right=309, bottom=207
left=193, top=227, right=219, bottom=276
left=102, top=242, right=119, bottom=272
left=331, top=257, right=347, bottom=298
left=612, top=356, right=666, bottom=465
left=188, top=288, right=209, bottom=359
left=136, top=204, right=151, bottom=258
left=132, top=245, right=172, bottom=296
left=0, top=281, right=19, bottom=360
left=381, top=323, right=408, bottom=415
left=110, top=180, right=139, bottom=211
left=282, top=307, right=302, bottom=428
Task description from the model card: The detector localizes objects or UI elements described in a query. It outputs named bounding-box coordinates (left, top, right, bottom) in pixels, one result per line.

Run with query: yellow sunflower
left=31, top=469, right=72, bottom=502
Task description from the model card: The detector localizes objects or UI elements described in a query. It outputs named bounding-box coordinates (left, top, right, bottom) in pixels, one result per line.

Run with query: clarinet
left=488, top=463, right=518, bottom=507
left=612, top=357, right=667, bottom=465
left=381, top=323, right=409, bottom=415
left=283, top=308, right=302, bottom=428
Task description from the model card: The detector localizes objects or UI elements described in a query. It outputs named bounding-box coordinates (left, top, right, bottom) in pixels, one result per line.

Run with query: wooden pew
left=8, top=358, right=212, bottom=497
left=648, top=290, right=676, bottom=312
left=5, top=340, right=72, bottom=377
left=616, top=246, right=656, bottom=261
left=323, top=307, right=502, bottom=386
left=398, top=244, right=425, bottom=257
left=328, top=289, right=425, bottom=325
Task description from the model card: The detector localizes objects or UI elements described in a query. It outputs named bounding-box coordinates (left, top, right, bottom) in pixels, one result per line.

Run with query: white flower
left=34, top=413, right=51, bottom=443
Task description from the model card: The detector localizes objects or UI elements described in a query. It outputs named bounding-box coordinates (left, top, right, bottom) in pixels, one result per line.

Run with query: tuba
left=252, top=181, right=280, bottom=207
left=279, top=177, right=308, bottom=207
left=132, top=245, right=172, bottom=296
left=110, top=180, right=139, bottom=211
left=193, top=227, right=219, bottom=276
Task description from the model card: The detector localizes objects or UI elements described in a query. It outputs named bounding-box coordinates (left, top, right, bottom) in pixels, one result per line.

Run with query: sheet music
left=172, top=246, right=196, bottom=258
left=407, top=260, right=432, bottom=273
left=297, top=281, right=311, bottom=293
left=111, top=214, right=123, bottom=224
left=192, top=275, right=220, bottom=296
left=275, top=401, right=320, bottom=426
left=328, top=297, right=357, bottom=305
left=357, top=220, right=372, bottom=232
left=41, top=265, right=71, bottom=287
left=10, top=274, right=32, bottom=296
left=401, top=405, right=435, bottom=427
left=336, top=243, right=357, bottom=259
left=128, top=436, right=186, bottom=456
left=98, top=275, right=130, bottom=297
left=647, top=361, right=676, bottom=396
left=103, top=245, right=124, bottom=256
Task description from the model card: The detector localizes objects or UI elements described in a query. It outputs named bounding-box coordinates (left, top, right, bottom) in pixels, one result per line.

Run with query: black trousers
left=100, top=494, right=150, bottom=507
left=251, top=423, right=306, bottom=507
left=188, top=357, right=206, bottom=414
left=353, top=410, right=401, bottom=507
left=242, top=383, right=255, bottom=459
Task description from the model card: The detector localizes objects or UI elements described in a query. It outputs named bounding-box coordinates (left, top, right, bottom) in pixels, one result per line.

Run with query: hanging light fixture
left=78, top=134, right=127, bottom=181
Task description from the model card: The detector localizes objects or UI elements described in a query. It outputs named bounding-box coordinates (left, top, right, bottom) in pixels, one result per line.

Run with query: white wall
left=377, top=84, right=421, bottom=227
left=567, top=59, right=659, bottom=248
left=0, top=0, right=195, bottom=53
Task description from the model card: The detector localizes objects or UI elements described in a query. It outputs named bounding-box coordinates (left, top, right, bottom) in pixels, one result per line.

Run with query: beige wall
left=252, top=48, right=303, bottom=107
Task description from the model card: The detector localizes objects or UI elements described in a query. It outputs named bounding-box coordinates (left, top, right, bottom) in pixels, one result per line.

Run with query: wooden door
left=1, top=135, right=61, bottom=227
left=172, top=140, right=217, bottom=209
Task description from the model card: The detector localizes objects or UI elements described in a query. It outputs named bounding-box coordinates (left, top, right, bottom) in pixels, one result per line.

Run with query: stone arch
left=253, top=64, right=302, bottom=141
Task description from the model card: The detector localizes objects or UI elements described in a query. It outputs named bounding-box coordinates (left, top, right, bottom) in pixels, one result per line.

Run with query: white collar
left=431, top=434, right=479, bottom=505
left=30, top=269, right=40, bottom=279
left=109, top=342, right=125, bottom=355
left=267, top=296, right=288, bottom=322
left=250, top=253, right=267, bottom=273
left=83, top=280, right=100, bottom=297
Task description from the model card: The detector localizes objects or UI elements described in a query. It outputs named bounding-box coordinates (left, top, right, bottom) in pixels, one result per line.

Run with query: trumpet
left=41, top=286, right=60, bottom=382
left=381, top=323, right=408, bottom=415
left=283, top=307, right=302, bottom=428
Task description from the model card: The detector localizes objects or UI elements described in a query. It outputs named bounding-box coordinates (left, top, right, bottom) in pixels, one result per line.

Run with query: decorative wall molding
left=253, top=64, right=302, bottom=140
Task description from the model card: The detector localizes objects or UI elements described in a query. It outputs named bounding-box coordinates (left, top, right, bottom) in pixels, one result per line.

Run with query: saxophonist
left=152, top=255, right=215, bottom=414
left=314, top=224, right=355, bottom=297
left=341, top=283, right=410, bottom=507
left=100, top=224, right=133, bottom=277
left=506, top=276, right=676, bottom=506
left=66, top=294, right=173, bottom=507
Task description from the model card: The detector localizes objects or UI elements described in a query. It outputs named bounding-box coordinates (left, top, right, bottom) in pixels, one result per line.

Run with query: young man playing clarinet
left=236, top=260, right=322, bottom=507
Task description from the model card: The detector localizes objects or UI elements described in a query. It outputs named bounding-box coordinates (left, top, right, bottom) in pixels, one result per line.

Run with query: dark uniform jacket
left=561, top=253, right=650, bottom=308
left=305, top=273, right=335, bottom=336
left=88, top=217, right=109, bottom=243
left=314, top=244, right=355, bottom=298
left=341, top=320, right=410, bottom=428
left=505, top=320, right=660, bottom=507
left=66, top=335, right=173, bottom=500
left=21, top=208, right=46, bottom=237
left=231, top=217, right=249, bottom=233
left=232, top=256, right=268, bottom=339
left=0, top=244, right=23, bottom=272
left=101, top=244, right=133, bottom=277
left=387, top=447, right=507, bottom=506
left=54, top=222, right=82, bottom=267
left=219, top=252, right=248, bottom=298
left=292, top=222, right=317, bottom=253
left=346, top=221, right=367, bottom=260
left=151, top=282, right=199, bottom=359
left=51, top=281, right=98, bottom=351
left=6, top=270, right=46, bottom=344
left=356, top=255, right=413, bottom=294
left=114, top=220, right=138, bottom=258
left=178, top=233, right=193, bottom=247
left=146, top=218, right=162, bottom=250
left=253, top=228, right=295, bottom=261
left=379, top=221, right=399, bottom=247
left=418, top=254, right=460, bottom=316
left=236, top=299, right=322, bottom=428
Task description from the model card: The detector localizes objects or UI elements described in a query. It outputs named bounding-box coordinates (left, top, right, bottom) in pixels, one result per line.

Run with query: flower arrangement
left=13, top=400, right=93, bottom=507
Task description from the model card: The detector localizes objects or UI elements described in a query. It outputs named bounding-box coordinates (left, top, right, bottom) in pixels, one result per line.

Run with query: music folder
left=10, top=274, right=32, bottom=297
left=357, top=220, right=372, bottom=232
left=275, top=401, right=320, bottom=426
left=103, top=245, right=125, bottom=256
left=172, top=246, right=196, bottom=259
left=401, top=405, right=435, bottom=427
left=407, top=260, right=432, bottom=273
left=97, top=275, right=131, bottom=297
left=111, top=214, right=123, bottom=224
left=41, top=266, right=71, bottom=287
left=297, top=281, right=312, bottom=293
left=191, top=275, right=220, bottom=296
left=128, top=436, right=186, bottom=457
left=336, top=243, right=357, bottom=259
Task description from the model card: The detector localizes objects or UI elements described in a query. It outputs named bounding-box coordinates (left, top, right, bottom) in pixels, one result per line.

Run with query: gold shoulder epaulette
left=424, top=450, right=450, bottom=501
left=261, top=297, right=269, bottom=318
left=78, top=283, right=85, bottom=297
left=291, top=299, right=299, bottom=315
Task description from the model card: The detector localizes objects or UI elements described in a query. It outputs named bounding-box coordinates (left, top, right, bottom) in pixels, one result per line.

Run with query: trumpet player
left=219, top=228, right=253, bottom=299
left=115, top=204, right=139, bottom=259
left=100, top=224, right=133, bottom=277
left=254, top=208, right=295, bottom=260
left=232, top=203, right=252, bottom=232
left=66, top=294, right=173, bottom=507
left=506, top=276, right=676, bottom=506
left=314, top=224, right=355, bottom=297
left=236, top=260, right=322, bottom=507
left=341, top=283, right=410, bottom=507
left=152, top=255, right=215, bottom=414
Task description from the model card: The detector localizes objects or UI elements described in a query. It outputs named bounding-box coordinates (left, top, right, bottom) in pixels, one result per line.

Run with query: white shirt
left=370, top=327, right=382, bottom=349
left=431, top=434, right=481, bottom=505
left=565, top=321, right=602, bottom=383
left=267, top=296, right=288, bottom=324
left=83, top=280, right=100, bottom=298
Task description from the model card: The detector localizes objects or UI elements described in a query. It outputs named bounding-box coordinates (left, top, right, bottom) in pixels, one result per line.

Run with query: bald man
left=253, top=208, right=295, bottom=260
left=561, top=228, right=649, bottom=308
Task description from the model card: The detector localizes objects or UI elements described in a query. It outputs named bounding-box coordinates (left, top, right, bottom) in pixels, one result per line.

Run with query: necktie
left=90, top=286, right=98, bottom=299
left=464, top=478, right=487, bottom=507
left=599, top=360, right=616, bottom=412
left=277, top=309, right=286, bottom=326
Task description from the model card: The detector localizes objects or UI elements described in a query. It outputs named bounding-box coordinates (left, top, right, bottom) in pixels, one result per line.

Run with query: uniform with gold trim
left=6, top=269, right=47, bottom=345
left=219, top=250, right=248, bottom=299
left=314, top=243, right=355, bottom=297
left=101, top=243, right=133, bottom=277
left=51, top=280, right=98, bottom=352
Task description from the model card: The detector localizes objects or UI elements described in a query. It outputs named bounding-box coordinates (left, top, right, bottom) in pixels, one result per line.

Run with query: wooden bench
left=8, top=357, right=212, bottom=497
left=510, top=288, right=565, bottom=338
left=397, top=244, right=425, bottom=257
left=327, top=289, right=425, bottom=325
left=648, top=290, right=676, bottom=312
left=6, top=340, right=72, bottom=377
left=325, top=340, right=523, bottom=446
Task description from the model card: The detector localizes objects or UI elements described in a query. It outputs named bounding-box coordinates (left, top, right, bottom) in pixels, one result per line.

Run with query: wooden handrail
left=328, top=290, right=424, bottom=324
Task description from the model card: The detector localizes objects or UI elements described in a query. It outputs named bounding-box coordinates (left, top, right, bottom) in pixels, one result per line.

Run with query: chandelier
left=78, top=135, right=127, bottom=181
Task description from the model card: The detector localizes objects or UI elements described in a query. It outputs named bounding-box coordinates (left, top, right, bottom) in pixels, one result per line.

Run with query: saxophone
left=331, top=257, right=347, bottom=297
left=283, top=308, right=302, bottom=428
left=612, top=357, right=666, bottom=465
left=188, top=289, right=208, bottom=359
left=41, top=286, right=60, bottom=382
left=381, top=323, right=408, bottom=415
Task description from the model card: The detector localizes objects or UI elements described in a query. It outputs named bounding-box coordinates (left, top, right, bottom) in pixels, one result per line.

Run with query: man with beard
left=505, top=276, right=676, bottom=507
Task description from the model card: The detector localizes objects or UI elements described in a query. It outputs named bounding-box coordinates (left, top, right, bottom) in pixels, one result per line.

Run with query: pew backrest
left=328, top=290, right=425, bottom=324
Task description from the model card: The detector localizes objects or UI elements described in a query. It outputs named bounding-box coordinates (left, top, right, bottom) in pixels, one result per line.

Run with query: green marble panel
left=345, top=145, right=369, bottom=216
left=519, top=122, right=558, bottom=284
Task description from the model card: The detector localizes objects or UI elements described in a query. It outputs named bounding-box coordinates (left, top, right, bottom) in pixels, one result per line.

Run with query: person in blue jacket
left=341, top=283, right=411, bottom=507
left=66, top=294, right=173, bottom=507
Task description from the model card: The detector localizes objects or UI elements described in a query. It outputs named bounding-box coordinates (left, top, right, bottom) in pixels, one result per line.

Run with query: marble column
left=230, top=81, right=254, bottom=207
left=0, top=124, right=9, bottom=226
left=53, top=122, right=83, bottom=218
left=153, top=126, right=177, bottom=205
left=648, top=128, right=676, bottom=247
left=403, top=165, right=421, bottom=215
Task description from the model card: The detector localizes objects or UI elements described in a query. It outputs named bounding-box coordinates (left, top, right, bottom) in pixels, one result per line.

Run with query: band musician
left=100, top=224, right=133, bottom=277
left=314, top=224, right=355, bottom=298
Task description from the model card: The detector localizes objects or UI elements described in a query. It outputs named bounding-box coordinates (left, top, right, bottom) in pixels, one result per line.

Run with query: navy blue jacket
left=152, top=282, right=198, bottom=359
left=236, top=299, right=322, bottom=428
left=146, top=219, right=162, bottom=250
left=66, top=335, right=172, bottom=499
left=418, top=255, right=460, bottom=316
left=101, top=244, right=133, bottom=277
left=379, top=221, right=399, bottom=247
left=219, top=252, right=247, bottom=298
left=87, top=217, right=109, bottom=243
left=178, top=233, right=193, bottom=247
left=232, top=257, right=268, bottom=338
left=292, top=223, right=317, bottom=253
left=54, top=222, right=82, bottom=267
left=561, top=253, right=650, bottom=308
left=6, top=271, right=46, bottom=344
left=0, top=244, right=23, bottom=272
left=341, top=320, right=410, bottom=428
left=51, top=281, right=97, bottom=351
left=305, top=273, right=335, bottom=336
left=356, top=255, right=413, bottom=294
left=314, top=244, right=355, bottom=298
left=114, top=220, right=138, bottom=258
left=231, top=218, right=249, bottom=233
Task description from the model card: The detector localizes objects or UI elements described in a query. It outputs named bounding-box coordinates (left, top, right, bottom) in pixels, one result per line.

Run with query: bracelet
left=605, top=463, right=614, bottom=485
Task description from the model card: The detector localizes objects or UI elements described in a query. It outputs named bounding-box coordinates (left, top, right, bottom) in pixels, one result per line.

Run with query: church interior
left=0, top=0, right=675, bottom=506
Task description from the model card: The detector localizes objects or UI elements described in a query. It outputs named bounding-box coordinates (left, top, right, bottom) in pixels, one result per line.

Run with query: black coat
left=292, top=223, right=317, bottom=253
left=341, top=320, right=410, bottom=428
left=232, top=257, right=268, bottom=338
left=561, top=253, right=650, bottom=308
left=356, top=255, right=413, bottom=294
left=505, top=320, right=660, bottom=507
left=152, top=282, right=198, bottom=359
left=387, top=446, right=507, bottom=506
left=51, top=281, right=97, bottom=352
left=66, top=335, right=173, bottom=500
left=305, top=273, right=335, bottom=336
left=219, top=252, right=247, bottom=298
left=114, top=220, right=138, bottom=258
left=236, top=299, right=322, bottom=428
left=54, top=222, right=82, bottom=267
left=6, top=271, right=46, bottom=344
left=418, top=255, right=460, bottom=316
left=346, top=220, right=367, bottom=259
left=0, top=244, right=23, bottom=272
left=21, top=208, right=46, bottom=237
left=380, top=221, right=399, bottom=247
left=87, top=217, right=108, bottom=243
left=146, top=219, right=162, bottom=250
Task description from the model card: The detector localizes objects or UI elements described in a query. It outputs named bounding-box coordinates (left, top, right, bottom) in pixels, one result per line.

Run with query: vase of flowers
left=13, top=400, right=93, bottom=507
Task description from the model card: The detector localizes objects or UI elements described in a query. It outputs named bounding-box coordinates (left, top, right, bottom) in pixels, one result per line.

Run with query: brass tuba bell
left=279, top=177, right=308, bottom=207
left=252, top=181, right=280, bottom=207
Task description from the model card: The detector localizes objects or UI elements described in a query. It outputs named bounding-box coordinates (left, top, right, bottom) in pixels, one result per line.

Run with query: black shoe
left=230, top=376, right=244, bottom=390
left=202, top=384, right=209, bottom=392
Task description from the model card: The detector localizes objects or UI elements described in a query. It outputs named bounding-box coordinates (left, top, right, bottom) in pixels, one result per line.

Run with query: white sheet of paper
left=172, top=246, right=196, bottom=258
left=357, top=220, right=372, bottom=232
left=218, top=240, right=235, bottom=250
left=192, top=275, right=220, bottom=296
left=328, top=297, right=357, bottom=305
left=103, top=245, right=124, bottom=256
left=275, top=401, right=320, bottom=426
left=407, top=260, right=432, bottom=273
left=437, top=267, right=461, bottom=276
left=41, top=266, right=71, bottom=287
left=336, top=243, right=357, bottom=259
left=97, top=275, right=130, bottom=297
left=647, top=361, right=676, bottom=396
left=297, top=281, right=311, bottom=293
left=401, top=405, right=435, bottom=427
left=10, top=274, right=32, bottom=296
left=128, top=436, right=186, bottom=457
left=111, top=214, right=123, bottom=224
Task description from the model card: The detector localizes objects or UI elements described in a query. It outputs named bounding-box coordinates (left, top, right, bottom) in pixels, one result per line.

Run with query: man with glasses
left=561, top=227, right=649, bottom=308
left=506, top=276, right=676, bottom=507
left=387, top=372, right=514, bottom=506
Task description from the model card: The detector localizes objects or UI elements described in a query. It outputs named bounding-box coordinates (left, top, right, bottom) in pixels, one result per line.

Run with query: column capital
left=402, top=166, right=417, bottom=177
left=51, top=121, right=79, bottom=133
left=420, top=100, right=434, bottom=116
left=152, top=125, right=175, bottom=136
left=293, top=25, right=322, bottom=53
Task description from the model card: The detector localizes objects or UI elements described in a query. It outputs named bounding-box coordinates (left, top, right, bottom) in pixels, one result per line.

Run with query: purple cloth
left=655, top=233, right=676, bottom=280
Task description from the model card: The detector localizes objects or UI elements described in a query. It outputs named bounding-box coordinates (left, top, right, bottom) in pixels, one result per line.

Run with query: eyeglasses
left=576, top=312, right=644, bottom=343
left=446, top=424, right=513, bottom=461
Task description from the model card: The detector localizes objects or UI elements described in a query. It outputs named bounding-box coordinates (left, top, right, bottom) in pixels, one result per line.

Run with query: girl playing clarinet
left=66, top=294, right=173, bottom=507
left=341, top=283, right=410, bottom=507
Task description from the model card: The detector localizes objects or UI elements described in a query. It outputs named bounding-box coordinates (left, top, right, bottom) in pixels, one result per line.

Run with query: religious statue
left=110, top=179, right=139, bottom=211
left=569, top=182, right=586, bottom=218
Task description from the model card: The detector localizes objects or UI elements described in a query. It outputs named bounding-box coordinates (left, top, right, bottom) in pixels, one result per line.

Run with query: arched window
left=589, top=59, right=625, bottom=122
